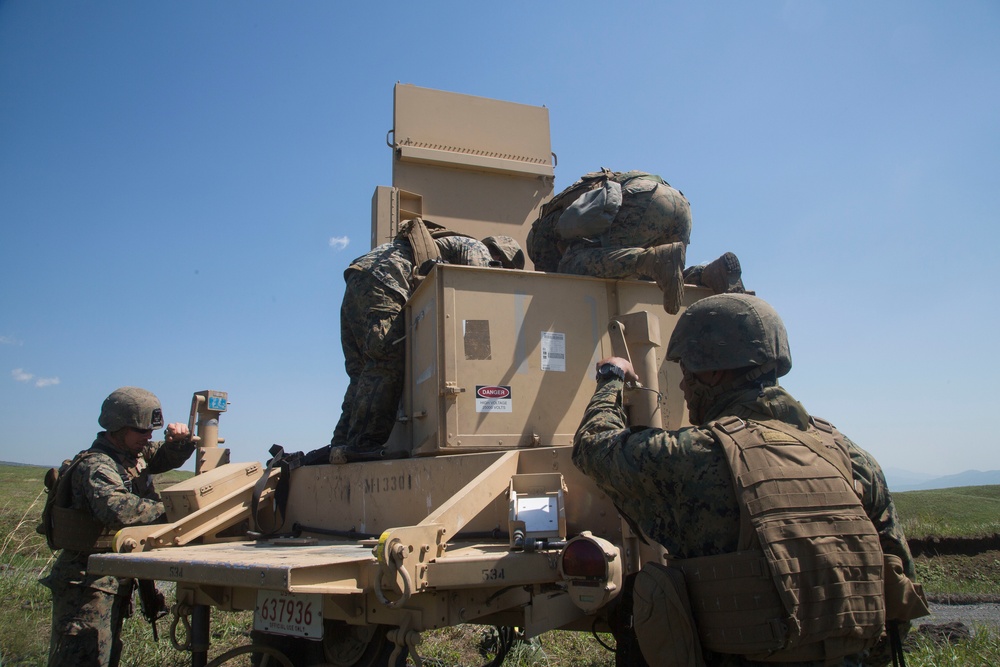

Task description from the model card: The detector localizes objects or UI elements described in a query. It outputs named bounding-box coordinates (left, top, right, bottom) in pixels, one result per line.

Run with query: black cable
left=291, top=523, right=510, bottom=542
left=590, top=616, right=616, bottom=652
left=291, top=523, right=378, bottom=540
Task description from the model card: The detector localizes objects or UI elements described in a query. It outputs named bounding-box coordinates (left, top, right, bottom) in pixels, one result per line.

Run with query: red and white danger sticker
left=476, top=385, right=512, bottom=412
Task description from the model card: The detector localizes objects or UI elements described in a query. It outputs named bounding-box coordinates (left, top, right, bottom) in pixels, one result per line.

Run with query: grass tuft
left=906, top=626, right=1000, bottom=666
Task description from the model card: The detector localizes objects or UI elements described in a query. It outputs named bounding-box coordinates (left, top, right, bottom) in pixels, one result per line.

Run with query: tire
left=321, top=621, right=407, bottom=667
left=250, top=629, right=314, bottom=667
left=251, top=621, right=407, bottom=667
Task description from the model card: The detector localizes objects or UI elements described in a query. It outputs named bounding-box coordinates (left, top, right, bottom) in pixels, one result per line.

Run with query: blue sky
left=1, top=1, right=998, bottom=477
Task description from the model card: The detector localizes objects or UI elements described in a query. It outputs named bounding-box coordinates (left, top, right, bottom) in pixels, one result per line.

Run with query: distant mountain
left=0, top=460, right=49, bottom=468
left=891, top=469, right=1000, bottom=492
left=883, top=467, right=937, bottom=491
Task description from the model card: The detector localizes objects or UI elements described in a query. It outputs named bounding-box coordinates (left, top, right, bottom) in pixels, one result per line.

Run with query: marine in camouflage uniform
left=528, top=169, right=745, bottom=314
left=331, top=233, right=493, bottom=456
left=40, top=387, right=194, bottom=667
left=555, top=171, right=692, bottom=276
left=572, top=294, right=920, bottom=667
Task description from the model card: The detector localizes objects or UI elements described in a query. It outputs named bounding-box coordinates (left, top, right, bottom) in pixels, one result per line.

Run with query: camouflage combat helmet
left=98, top=387, right=164, bottom=432
left=482, top=235, right=525, bottom=270
left=666, top=293, right=792, bottom=377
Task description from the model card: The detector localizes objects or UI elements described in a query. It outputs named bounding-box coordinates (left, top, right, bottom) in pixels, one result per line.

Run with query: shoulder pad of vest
left=710, top=416, right=748, bottom=435
left=810, top=416, right=835, bottom=433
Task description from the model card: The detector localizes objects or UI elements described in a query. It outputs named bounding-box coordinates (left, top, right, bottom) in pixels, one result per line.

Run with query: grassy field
left=893, top=485, right=1000, bottom=599
left=1, top=463, right=997, bottom=666
left=894, top=485, right=1000, bottom=539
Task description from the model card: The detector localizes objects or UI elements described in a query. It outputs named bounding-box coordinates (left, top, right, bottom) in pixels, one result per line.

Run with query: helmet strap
left=687, top=361, right=780, bottom=424
left=740, top=361, right=779, bottom=397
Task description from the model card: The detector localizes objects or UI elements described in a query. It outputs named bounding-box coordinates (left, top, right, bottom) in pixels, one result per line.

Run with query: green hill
left=894, top=485, right=1000, bottom=539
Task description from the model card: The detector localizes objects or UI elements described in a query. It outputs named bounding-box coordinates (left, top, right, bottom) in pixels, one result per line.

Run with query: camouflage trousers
left=47, top=580, right=133, bottom=667
left=557, top=246, right=646, bottom=279
left=559, top=245, right=707, bottom=284
left=556, top=181, right=691, bottom=279
left=597, top=178, right=691, bottom=249
left=332, top=270, right=407, bottom=451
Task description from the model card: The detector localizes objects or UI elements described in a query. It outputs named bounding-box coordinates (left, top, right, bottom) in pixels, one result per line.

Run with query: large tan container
left=161, top=461, right=262, bottom=523
left=372, top=84, right=555, bottom=268
left=390, top=264, right=699, bottom=456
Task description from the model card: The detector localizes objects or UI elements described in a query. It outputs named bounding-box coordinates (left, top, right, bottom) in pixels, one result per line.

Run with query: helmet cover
left=482, top=235, right=525, bottom=270
left=666, top=293, right=792, bottom=377
left=98, top=387, right=164, bottom=432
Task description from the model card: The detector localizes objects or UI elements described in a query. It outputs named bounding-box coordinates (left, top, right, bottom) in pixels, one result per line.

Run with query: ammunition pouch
left=49, top=506, right=116, bottom=553
left=397, top=217, right=441, bottom=288
left=632, top=561, right=706, bottom=667
left=883, top=554, right=930, bottom=622
left=674, top=550, right=788, bottom=655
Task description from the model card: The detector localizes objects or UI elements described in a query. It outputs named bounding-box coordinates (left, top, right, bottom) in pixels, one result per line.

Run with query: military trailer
left=90, top=84, right=710, bottom=666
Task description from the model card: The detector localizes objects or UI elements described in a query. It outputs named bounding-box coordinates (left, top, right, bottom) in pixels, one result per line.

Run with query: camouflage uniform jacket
left=346, top=236, right=493, bottom=301
left=571, top=378, right=915, bottom=578
left=41, top=433, right=195, bottom=595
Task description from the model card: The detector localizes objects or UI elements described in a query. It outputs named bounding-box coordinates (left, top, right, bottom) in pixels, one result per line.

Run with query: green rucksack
left=37, top=454, right=115, bottom=552
left=37, top=458, right=76, bottom=550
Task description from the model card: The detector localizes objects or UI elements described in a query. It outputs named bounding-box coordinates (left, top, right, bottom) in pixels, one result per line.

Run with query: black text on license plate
left=253, top=591, right=323, bottom=638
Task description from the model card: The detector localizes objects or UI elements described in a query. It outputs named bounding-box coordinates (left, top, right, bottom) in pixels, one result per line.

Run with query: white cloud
left=12, top=368, right=59, bottom=387
left=12, top=368, right=33, bottom=382
left=329, top=236, right=350, bottom=251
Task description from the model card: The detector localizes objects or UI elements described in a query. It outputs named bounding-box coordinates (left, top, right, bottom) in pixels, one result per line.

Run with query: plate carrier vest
left=673, top=415, right=885, bottom=663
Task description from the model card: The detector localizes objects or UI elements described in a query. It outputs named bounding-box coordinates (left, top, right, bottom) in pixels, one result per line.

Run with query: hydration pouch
left=555, top=178, right=622, bottom=239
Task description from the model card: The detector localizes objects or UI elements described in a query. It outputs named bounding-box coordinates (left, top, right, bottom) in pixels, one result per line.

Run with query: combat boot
left=700, top=252, right=745, bottom=294
left=636, top=242, right=686, bottom=314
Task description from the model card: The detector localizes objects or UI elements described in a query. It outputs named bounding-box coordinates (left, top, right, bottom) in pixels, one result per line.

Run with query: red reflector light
left=561, top=538, right=606, bottom=578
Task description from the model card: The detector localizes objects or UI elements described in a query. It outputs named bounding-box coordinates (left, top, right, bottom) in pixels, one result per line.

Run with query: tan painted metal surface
left=372, top=84, right=554, bottom=266
left=390, top=264, right=702, bottom=454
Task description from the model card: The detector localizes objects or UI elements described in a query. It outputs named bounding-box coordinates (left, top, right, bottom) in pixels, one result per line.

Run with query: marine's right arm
left=847, top=439, right=917, bottom=578
left=73, top=455, right=165, bottom=529
left=571, top=374, right=730, bottom=554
